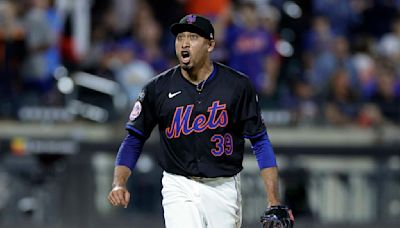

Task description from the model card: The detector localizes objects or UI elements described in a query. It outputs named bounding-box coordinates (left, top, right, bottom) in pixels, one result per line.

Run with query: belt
left=187, top=176, right=206, bottom=181
left=186, top=176, right=230, bottom=182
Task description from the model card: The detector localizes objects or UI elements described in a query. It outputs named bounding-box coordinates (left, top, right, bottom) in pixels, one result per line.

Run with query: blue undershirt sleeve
left=115, top=134, right=144, bottom=170
left=249, top=131, right=277, bottom=169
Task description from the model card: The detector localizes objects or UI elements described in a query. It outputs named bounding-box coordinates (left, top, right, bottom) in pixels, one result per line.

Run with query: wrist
left=112, top=183, right=126, bottom=189
left=267, top=200, right=281, bottom=207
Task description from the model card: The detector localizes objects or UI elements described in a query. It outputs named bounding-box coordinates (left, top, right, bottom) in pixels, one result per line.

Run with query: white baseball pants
left=161, top=171, right=242, bottom=228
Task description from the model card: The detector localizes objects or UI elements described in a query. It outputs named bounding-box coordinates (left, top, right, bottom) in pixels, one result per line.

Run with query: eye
left=189, top=34, right=199, bottom=40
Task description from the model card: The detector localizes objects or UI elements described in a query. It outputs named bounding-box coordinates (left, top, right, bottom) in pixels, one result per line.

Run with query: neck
left=181, top=60, right=214, bottom=85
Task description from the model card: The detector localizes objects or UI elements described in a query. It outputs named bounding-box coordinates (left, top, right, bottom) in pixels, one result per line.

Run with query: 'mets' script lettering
left=165, top=101, right=228, bottom=138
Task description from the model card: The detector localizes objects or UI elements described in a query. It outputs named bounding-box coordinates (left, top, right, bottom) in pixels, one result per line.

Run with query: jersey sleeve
left=237, top=78, right=266, bottom=138
left=125, top=81, right=157, bottom=140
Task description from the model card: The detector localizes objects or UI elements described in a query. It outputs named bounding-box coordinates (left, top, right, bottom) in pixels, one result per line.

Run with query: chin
left=181, top=63, right=192, bottom=71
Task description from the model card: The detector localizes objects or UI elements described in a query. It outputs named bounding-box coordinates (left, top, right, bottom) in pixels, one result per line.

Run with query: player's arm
left=260, top=167, right=280, bottom=206
left=108, top=133, right=144, bottom=208
left=249, top=131, right=280, bottom=206
left=109, top=166, right=131, bottom=208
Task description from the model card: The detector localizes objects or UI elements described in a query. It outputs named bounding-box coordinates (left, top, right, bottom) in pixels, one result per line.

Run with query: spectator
left=306, top=35, right=358, bottom=98
left=132, top=1, right=171, bottom=73
left=113, top=43, right=155, bottom=101
left=289, top=79, right=319, bottom=126
left=302, top=15, right=336, bottom=97
left=364, top=61, right=400, bottom=124
left=98, top=1, right=170, bottom=76
left=112, top=0, right=138, bottom=35
left=324, top=68, right=360, bottom=126
left=21, top=0, right=61, bottom=104
left=223, top=1, right=280, bottom=100
left=0, top=0, right=26, bottom=117
left=303, top=15, right=336, bottom=57
left=351, top=35, right=377, bottom=98
left=312, top=0, right=360, bottom=36
left=377, top=16, right=400, bottom=75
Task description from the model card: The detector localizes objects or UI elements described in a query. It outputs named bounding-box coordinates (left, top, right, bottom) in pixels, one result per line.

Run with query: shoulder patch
left=129, top=101, right=142, bottom=121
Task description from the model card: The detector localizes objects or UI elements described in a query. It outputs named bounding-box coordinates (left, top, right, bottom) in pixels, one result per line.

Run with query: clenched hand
left=108, top=185, right=130, bottom=208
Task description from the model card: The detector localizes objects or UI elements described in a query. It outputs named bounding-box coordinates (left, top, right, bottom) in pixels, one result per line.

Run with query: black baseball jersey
left=126, top=62, right=266, bottom=177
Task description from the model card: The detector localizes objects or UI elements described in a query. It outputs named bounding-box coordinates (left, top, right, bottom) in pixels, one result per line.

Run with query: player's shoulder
left=215, top=62, right=253, bottom=86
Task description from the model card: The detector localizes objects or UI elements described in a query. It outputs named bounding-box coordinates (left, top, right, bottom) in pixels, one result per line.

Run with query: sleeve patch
left=129, top=101, right=142, bottom=121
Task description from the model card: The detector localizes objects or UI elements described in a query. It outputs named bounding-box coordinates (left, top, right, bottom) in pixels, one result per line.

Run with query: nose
left=181, top=37, right=190, bottom=48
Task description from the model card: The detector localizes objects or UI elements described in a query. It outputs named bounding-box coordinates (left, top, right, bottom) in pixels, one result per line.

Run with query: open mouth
left=181, top=51, right=190, bottom=64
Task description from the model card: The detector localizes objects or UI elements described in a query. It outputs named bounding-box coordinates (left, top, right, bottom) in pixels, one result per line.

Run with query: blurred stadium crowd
left=1, top=0, right=400, bottom=127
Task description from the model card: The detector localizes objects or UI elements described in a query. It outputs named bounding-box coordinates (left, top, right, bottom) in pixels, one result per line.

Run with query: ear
left=207, top=40, right=216, bottom=52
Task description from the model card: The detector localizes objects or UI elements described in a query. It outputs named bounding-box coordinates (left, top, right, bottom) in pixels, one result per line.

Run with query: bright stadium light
left=283, top=1, right=302, bottom=19
left=53, top=66, right=69, bottom=80
left=276, top=40, right=294, bottom=57
left=57, top=77, right=74, bottom=94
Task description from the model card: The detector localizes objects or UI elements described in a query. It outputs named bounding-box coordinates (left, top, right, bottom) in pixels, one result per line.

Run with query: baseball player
left=107, top=14, right=294, bottom=228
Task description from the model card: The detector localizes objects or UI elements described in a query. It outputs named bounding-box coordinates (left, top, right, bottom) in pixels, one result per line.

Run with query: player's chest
left=157, top=82, right=236, bottom=127
left=162, top=89, right=232, bottom=115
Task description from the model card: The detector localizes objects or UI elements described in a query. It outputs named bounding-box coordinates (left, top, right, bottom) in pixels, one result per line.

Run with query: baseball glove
left=260, top=205, right=294, bottom=228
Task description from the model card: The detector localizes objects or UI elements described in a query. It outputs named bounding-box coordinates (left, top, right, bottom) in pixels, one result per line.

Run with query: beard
left=181, top=63, right=193, bottom=71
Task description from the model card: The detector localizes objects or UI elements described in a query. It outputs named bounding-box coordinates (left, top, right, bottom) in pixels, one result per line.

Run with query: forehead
left=176, top=31, right=201, bottom=37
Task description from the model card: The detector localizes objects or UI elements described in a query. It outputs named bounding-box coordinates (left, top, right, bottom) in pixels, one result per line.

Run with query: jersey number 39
left=211, top=133, right=233, bottom=156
